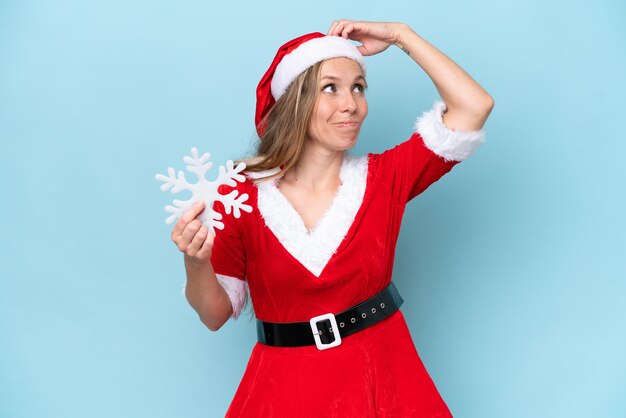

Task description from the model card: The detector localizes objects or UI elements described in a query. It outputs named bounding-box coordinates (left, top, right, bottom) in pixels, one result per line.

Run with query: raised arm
left=327, top=20, right=494, bottom=131
left=393, top=24, right=493, bottom=130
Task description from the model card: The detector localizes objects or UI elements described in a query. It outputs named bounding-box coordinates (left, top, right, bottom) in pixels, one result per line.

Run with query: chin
left=336, top=138, right=358, bottom=151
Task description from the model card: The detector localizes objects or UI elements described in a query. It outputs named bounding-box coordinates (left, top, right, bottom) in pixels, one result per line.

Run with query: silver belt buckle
left=309, top=313, right=342, bottom=350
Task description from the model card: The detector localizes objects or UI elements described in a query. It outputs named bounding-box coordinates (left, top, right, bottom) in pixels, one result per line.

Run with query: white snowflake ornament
left=155, top=148, right=252, bottom=235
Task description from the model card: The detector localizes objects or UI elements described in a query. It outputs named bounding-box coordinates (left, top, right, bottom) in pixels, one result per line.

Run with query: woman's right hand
left=327, top=20, right=408, bottom=57
left=171, top=201, right=215, bottom=263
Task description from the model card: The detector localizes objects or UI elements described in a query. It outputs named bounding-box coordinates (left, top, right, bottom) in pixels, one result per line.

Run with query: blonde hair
left=236, top=61, right=324, bottom=183
left=237, top=62, right=323, bottom=321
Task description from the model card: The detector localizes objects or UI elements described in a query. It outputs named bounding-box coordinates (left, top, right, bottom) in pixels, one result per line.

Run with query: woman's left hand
left=327, top=20, right=408, bottom=56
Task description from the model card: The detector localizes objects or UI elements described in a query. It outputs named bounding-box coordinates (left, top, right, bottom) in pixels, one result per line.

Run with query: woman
left=172, top=20, right=493, bottom=417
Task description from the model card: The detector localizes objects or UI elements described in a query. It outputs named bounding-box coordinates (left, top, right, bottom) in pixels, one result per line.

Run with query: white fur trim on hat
left=271, top=36, right=366, bottom=100
left=415, top=100, right=485, bottom=162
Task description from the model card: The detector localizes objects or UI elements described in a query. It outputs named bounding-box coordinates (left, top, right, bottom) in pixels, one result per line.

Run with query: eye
left=353, top=83, right=365, bottom=93
left=322, top=83, right=365, bottom=93
left=322, top=83, right=336, bottom=93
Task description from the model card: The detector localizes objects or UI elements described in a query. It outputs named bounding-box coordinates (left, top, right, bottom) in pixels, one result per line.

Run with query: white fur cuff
left=216, top=274, right=248, bottom=319
left=415, top=100, right=485, bottom=162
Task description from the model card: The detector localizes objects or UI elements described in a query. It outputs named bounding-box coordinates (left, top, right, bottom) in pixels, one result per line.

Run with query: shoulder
left=341, top=153, right=369, bottom=180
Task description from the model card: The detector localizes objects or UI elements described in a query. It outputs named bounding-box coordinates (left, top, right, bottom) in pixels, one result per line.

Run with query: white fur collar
left=249, top=154, right=368, bottom=277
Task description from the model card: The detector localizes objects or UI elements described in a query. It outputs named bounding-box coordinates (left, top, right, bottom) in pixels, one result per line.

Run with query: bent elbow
left=473, top=96, right=494, bottom=128
left=206, top=323, right=222, bottom=332
left=205, top=318, right=223, bottom=332
left=201, top=313, right=230, bottom=332
left=484, top=95, right=495, bottom=112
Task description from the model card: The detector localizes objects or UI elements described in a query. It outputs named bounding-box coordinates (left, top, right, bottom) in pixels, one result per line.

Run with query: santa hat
left=255, top=32, right=366, bottom=137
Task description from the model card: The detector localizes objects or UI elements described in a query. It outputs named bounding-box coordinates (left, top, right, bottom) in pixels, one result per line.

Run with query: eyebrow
left=320, top=74, right=368, bottom=86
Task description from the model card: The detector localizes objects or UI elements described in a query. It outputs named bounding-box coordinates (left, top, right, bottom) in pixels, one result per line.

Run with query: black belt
left=256, top=282, right=404, bottom=350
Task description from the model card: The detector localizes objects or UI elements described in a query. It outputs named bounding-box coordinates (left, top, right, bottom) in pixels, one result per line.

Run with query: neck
left=282, top=144, right=345, bottom=190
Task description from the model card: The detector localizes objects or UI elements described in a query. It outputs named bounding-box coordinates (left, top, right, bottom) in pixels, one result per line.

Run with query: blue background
left=1, top=1, right=625, bottom=417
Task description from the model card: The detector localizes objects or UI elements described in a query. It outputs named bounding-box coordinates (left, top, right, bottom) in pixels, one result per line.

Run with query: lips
left=334, top=121, right=359, bottom=127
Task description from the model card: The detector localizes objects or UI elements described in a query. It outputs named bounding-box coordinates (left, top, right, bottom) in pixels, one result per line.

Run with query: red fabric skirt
left=225, top=310, right=453, bottom=417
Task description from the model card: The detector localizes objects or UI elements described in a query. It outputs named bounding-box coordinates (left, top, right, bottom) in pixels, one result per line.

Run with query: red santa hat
left=255, top=32, right=366, bottom=137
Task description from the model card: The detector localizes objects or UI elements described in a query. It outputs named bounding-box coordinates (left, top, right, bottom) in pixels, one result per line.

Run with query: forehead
left=319, top=57, right=364, bottom=78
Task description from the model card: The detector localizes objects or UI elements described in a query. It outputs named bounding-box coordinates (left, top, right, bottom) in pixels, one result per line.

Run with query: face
left=306, top=57, right=368, bottom=152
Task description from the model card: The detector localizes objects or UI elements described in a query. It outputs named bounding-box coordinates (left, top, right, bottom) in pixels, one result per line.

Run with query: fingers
left=179, top=219, right=203, bottom=248
left=328, top=19, right=353, bottom=37
left=195, top=228, right=216, bottom=259
left=186, top=225, right=209, bottom=258
left=178, top=223, right=215, bottom=260
left=327, top=20, right=338, bottom=36
left=171, top=201, right=205, bottom=241
left=169, top=201, right=215, bottom=261
left=341, top=24, right=355, bottom=40
left=185, top=224, right=206, bottom=256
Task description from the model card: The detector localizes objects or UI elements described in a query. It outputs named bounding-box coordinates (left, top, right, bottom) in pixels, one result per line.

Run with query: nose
left=340, top=91, right=357, bottom=113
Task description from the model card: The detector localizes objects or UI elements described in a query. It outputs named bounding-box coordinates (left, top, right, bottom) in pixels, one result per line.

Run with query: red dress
left=210, top=102, right=484, bottom=417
